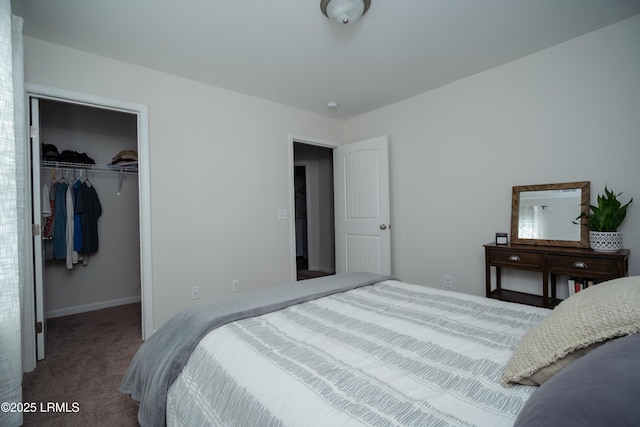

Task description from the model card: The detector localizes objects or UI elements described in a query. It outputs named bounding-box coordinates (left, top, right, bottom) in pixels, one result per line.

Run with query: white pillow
left=501, top=276, right=640, bottom=387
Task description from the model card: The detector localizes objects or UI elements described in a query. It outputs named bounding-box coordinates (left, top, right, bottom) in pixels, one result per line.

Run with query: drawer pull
left=572, top=261, right=588, bottom=269
left=508, top=255, right=521, bottom=262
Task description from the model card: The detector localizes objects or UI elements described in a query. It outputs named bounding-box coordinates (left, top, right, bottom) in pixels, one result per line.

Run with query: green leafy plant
left=574, top=186, right=633, bottom=232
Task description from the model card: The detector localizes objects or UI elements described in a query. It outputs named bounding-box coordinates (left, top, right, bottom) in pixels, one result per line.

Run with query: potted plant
left=574, top=186, right=633, bottom=252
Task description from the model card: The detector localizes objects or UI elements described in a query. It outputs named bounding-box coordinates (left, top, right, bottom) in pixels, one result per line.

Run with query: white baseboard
left=46, top=295, right=141, bottom=319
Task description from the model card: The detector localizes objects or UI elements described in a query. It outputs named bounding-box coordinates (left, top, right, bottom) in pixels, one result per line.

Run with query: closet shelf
left=41, top=160, right=138, bottom=195
left=41, top=160, right=138, bottom=174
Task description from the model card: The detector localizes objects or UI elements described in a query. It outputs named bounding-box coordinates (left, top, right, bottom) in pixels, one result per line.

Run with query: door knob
left=380, top=224, right=387, bottom=230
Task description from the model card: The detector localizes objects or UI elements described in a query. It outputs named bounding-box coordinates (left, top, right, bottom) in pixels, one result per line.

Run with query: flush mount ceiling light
left=321, top=0, right=371, bottom=25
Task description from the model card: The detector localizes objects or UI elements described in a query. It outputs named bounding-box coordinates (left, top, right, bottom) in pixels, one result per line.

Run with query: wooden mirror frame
left=510, top=181, right=590, bottom=248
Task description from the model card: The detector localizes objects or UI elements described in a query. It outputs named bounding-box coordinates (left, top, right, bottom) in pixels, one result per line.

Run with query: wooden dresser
left=484, top=242, right=629, bottom=308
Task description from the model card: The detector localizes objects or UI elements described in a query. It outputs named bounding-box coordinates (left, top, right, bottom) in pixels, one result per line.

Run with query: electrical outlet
left=232, top=280, right=240, bottom=293
left=191, top=286, right=200, bottom=300
left=444, top=275, right=452, bottom=289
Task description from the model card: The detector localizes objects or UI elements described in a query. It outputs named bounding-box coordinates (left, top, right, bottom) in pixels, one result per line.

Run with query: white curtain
left=0, top=0, right=25, bottom=425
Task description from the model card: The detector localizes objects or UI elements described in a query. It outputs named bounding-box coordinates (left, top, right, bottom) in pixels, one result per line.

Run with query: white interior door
left=30, top=97, right=46, bottom=360
left=334, top=135, right=391, bottom=275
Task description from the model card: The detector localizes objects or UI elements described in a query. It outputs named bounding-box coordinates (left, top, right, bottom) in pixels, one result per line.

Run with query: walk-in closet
left=32, top=98, right=141, bottom=354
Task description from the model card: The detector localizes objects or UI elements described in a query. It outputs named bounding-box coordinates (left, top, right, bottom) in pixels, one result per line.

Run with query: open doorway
left=293, top=142, right=335, bottom=280
left=33, top=98, right=141, bottom=358
left=23, top=84, right=152, bottom=372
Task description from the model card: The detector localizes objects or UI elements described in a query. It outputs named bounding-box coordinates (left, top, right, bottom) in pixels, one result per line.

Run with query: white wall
left=23, top=15, right=640, bottom=327
left=345, top=16, right=640, bottom=298
left=23, top=37, right=344, bottom=328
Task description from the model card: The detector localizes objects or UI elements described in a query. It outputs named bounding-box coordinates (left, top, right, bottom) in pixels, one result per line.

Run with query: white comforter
left=167, top=280, right=549, bottom=427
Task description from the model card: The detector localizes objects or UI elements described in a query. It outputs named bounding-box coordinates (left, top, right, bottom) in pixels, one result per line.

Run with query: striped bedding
left=166, top=280, right=549, bottom=427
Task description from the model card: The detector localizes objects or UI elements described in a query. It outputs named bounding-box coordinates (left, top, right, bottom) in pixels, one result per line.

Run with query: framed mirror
left=510, top=181, right=590, bottom=248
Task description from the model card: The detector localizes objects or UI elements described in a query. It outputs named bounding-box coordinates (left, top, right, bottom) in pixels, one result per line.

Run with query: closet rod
left=40, top=160, right=138, bottom=195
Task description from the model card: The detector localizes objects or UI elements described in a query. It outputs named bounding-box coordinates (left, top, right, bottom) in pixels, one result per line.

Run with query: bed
left=120, top=272, right=640, bottom=427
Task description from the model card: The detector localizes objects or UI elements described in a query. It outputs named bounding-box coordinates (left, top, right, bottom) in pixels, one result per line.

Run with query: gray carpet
left=22, top=303, right=142, bottom=426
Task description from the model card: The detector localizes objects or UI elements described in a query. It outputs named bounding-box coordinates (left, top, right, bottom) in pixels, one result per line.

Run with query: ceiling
left=12, top=0, right=640, bottom=120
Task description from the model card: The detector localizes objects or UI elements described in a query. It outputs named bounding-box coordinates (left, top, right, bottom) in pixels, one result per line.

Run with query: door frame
left=293, top=162, right=311, bottom=262
left=22, top=83, right=153, bottom=371
left=29, top=98, right=45, bottom=361
left=288, top=133, right=338, bottom=281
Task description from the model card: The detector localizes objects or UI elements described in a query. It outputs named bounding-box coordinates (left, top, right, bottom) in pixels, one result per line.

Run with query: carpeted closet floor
left=22, top=303, right=142, bottom=426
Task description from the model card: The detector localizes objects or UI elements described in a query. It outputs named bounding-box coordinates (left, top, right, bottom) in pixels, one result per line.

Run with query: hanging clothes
left=65, top=181, right=74, bottom=269
left=42, top=183, right=51, bottom=219
left=73, top=179, right=83, bottom=252
left=42, top=182, right=56, bottom=260
left=68, top=179, right=88, bottom=268
left=42, top=182, right=56, bottom=237
left=48, top=169, right=102, bottom=267
left=80, top=181, right=102, bottom=254
left=52, top=180, right=68, bottom=260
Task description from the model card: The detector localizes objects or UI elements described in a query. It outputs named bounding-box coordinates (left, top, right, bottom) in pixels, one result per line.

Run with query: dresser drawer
left=547, top=254, right=619, bottom=277
left=488, top=250, right=542, bottom=269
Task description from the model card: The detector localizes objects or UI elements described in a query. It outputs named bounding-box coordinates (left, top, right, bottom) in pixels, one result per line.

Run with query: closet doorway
left=25, top=84, right=152, bottom=368
left=292, top=140, right=335, bottom=280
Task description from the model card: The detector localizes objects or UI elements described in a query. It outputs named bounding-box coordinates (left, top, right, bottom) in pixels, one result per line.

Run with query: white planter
left=589, top=231, right=623, bottom=252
